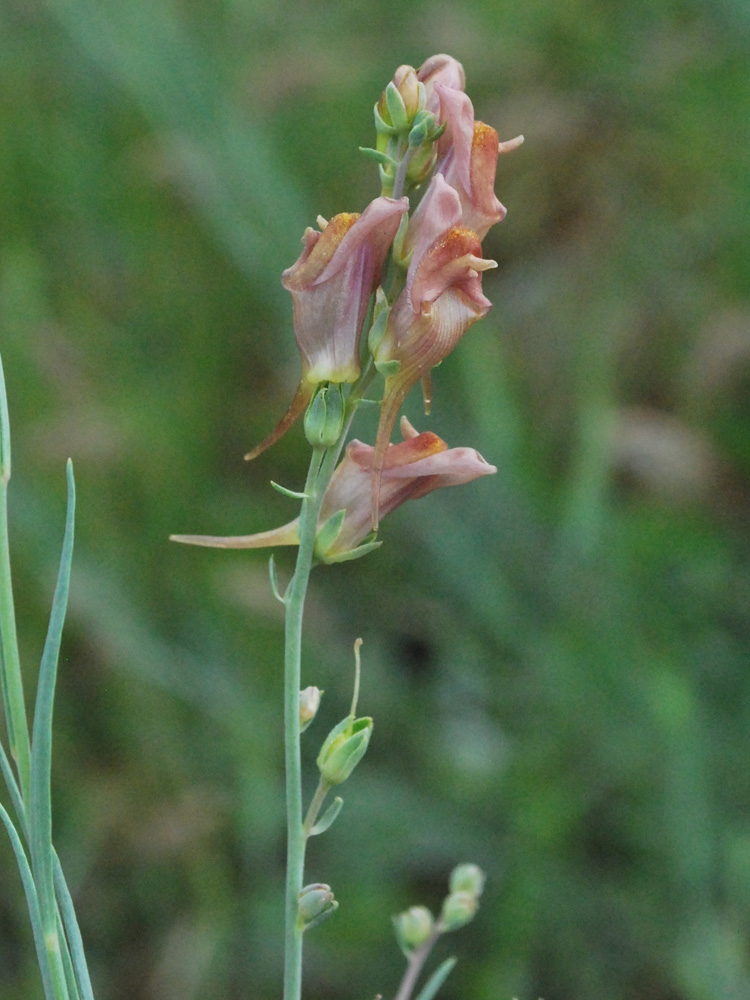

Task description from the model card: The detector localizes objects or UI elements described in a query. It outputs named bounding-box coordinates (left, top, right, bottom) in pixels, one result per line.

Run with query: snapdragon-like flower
left=434, top=85, right=524, bottom=240
left=245, top=196, right=408, bottom=460
left=370, top=174, right=497, bottom=526
left=170, top=417, right=496, bottom=561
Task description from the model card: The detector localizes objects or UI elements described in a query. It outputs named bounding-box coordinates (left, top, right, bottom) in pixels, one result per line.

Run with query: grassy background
left=2, top=0, right=750, bottom=998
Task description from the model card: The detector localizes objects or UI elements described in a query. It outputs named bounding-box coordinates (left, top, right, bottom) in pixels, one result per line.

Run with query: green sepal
left=268, top=555, right=285, bottom=604
left=302, top=899, right=338, bottom=933
left=408, top=110, right=437, bottom=149
left=374, top=103, right=398, bottom=136
left=314, top=508, right=346, bottom=559
left=359, top=147, right=398, bottom=170
left=385, top=81, right=409, bottom=131
left=376, top=359, right=401, bottom=378
left=270, top=480, right=308, bottom=500
left=309, top=796, right=343, bottom=836
left=414, top=957, right=458, bottom=1000
left=320, top=540, right=382, bottom=565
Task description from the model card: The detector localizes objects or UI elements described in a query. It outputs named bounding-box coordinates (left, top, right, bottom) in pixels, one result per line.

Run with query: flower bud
left=317, top=715, right=373, bottom=785
left=299, top=686, right=322, bottom=733
left=393, top=905, right=434, bottom=951
left=298, top=883, right=337, bottom=925
left=441, top=890, right=478, bottom=931
left=449, top=863, right=485, bottom=898
left=377, top=65, right=423, bottom=132
left=304, top=383, right=345, bottom=449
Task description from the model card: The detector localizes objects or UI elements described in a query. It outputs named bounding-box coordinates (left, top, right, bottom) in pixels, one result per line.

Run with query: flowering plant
left=173, top=53, right=522, bottom=999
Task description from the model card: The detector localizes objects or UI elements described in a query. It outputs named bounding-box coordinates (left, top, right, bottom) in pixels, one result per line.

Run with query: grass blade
left=54, top=852, right=95, bottom=1000
left=57, top=909, right=81, bottom=1000
left=0, top=802, right=56, bottom=1000
left=29, top=459, right=75, bottom=998
left=0, top=737, right=28, bottom=838
left=0, top=352, right=32, bottom=804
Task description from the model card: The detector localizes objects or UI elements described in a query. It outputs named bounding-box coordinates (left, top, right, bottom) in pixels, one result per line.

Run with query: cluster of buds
left=393, top=863, right=486, bottom=956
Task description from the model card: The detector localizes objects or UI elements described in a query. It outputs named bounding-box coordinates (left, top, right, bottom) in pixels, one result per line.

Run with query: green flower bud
left=299, top=686, right=322, bottom=733
left=393, top=905, right=434, bottom=951
left=441, top=891, right=478, bottom=931
left=298, top=883, right=336, bottom=925
left=304, top=383, right=345, bottom=449
left=449, top=863, right=485, bottom=898
left=317, top=715, right=373, bottom=785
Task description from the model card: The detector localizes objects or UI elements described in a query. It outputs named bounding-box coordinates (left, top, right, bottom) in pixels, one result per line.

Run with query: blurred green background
left=2, top=0, right=750, bottom=997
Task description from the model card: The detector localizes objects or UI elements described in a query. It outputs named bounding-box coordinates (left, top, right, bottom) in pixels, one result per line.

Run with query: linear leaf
left=0, top=802, right=56, bottom=1000
left=414, top=957, right=457, bottom=1000
left=0, top=738, right=27, bottom=838
left=54, top=852, right=95, bottom=1000
left=29, top=459, right=76, bottom=939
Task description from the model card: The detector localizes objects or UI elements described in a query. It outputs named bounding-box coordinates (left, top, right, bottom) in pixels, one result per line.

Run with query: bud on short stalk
left=316, top=714, right=373, bottom=785
left=441, top=890, right=478, bottom=931
left=299, top=686, right=322, bottom=733
left=393, top=905, right=435, bottom=952
left=304, top=384, right=345, bottom=449
left=298, top=883, right=337, bottom=929
left=449, top=862, right=485, bottom=898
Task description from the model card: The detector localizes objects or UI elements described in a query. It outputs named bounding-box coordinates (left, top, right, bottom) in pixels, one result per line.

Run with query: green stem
left=393, top=924, right=443, bottom=1000
left=282, top=444, right=340, bottom=1000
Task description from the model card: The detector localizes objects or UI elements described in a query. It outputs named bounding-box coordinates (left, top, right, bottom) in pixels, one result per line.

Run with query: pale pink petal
left=434, top=85, right=475, bottom=194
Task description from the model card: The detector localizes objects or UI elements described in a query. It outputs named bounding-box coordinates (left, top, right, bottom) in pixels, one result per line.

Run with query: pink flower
left=245, top=196, right=408, bottom=460
left=170, top=418, right=496, bottom=562
left=370, top=175, right=497, bottom=525
left=417, top=54, right=466, bottom=113
left=434, top=87, right=523, bottom=240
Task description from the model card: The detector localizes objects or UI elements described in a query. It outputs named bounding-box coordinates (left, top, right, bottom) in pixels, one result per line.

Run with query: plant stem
left=282, top=442, right=341, bottom=1000
left=394, top=926, right=442, bottom=1000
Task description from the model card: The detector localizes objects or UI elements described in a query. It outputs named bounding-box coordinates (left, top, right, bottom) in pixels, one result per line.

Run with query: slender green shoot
left=0, top=352, right=32, bottom=805
left=54, top=852, right=96, bottom=1000
left=29, top=459, right=76, bottom=1000
left=0, top=801, right=56, bottom=1000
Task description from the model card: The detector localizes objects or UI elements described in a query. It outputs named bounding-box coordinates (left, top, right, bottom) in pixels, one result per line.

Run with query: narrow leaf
left=29, top=459, right=76, bottom=938
left=358, top=147, right=398, bottom=170
left=57, top=910, right=81, bottom=1000
left=309, top=796, right=343, bottom=836
left=0, top=738, right=27, bottom=838
left=414, top=957, right=457, bottom=1000
left=0, top=802, right=56, bottom=1000
left=268, top=555, right=286, bottom=604
left=54, top=853, right=95, bottom=1000
left=270, top=480, right=309, bottom=500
